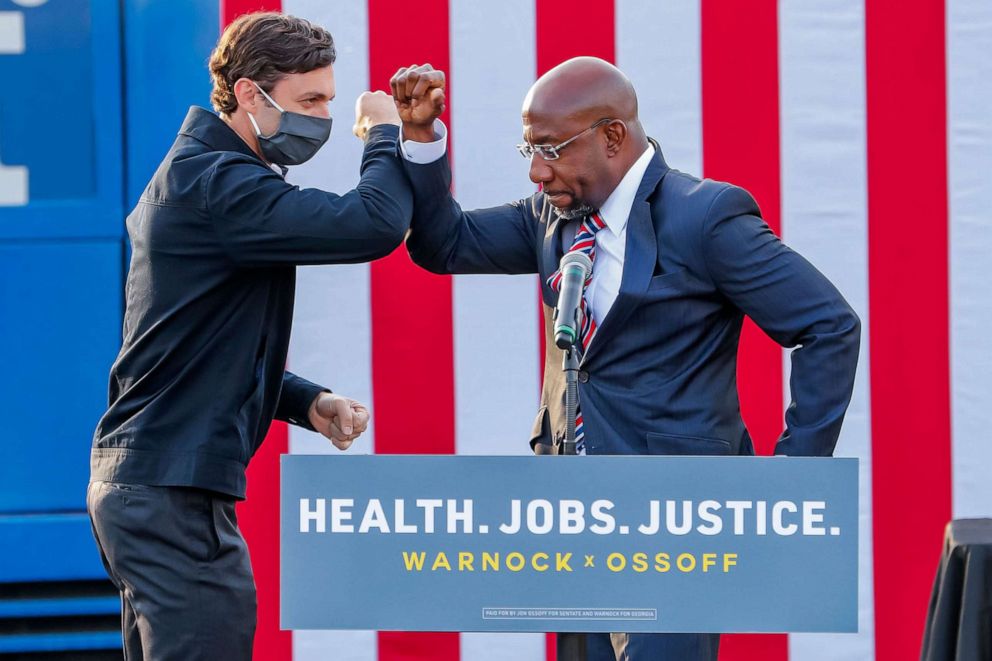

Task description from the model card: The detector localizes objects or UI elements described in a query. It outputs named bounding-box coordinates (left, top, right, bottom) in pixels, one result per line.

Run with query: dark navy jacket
left=91, top=107, right=411, bottom=498
left=405, top=144, right=860, bottom=458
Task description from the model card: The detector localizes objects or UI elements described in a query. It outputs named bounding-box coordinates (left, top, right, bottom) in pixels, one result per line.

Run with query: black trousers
left=87, top=481, right=256, bottom=660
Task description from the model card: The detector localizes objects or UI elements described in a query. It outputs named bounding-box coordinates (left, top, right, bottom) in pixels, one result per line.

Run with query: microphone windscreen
left=559, top=251, right=593, bottom=277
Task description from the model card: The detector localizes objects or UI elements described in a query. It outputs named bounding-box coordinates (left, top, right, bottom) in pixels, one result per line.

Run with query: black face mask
left=247, top=82, right=332, bottom=166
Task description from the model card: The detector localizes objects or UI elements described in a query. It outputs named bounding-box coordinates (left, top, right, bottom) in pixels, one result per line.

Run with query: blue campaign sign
left=281, top=455, right=859, bottom=633
left=0, top=0, right=122, bottom=239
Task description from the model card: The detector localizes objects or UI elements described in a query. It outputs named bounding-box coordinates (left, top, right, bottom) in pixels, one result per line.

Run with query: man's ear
left=604, top=119, right=627, bottom=157
left=233, top=78, right=260, bottom=113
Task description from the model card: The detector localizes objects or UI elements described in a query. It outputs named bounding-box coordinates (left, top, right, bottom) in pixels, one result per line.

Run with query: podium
left=280, top=455, right=858, bottom=634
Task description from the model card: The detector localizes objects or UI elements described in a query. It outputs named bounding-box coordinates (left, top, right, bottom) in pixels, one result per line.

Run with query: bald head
left=520, top=58, right=649, bottom=215
left=523, top=57, right=639, bottom=126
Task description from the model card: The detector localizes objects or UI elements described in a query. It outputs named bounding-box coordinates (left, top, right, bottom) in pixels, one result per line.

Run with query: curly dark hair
left=209, top=12, right=336, bottom=115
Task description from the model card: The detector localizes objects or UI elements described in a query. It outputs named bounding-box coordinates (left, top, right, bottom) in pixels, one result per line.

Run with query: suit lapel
left=540, top=209, right=567, bottom=305
left=581, top=149, right=668, bottom=365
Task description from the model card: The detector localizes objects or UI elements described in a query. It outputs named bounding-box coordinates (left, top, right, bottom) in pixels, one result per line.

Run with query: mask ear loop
left=246, top=81, right=284, bottom=138
left=246, top=111, right=265, bottom=137
left=252, top=81, right=286, bottom=113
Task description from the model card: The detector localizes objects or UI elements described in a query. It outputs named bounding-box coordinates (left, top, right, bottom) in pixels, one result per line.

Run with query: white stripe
left=284, top=0, right=374, bottom=457
left=451, top=0, right=542, bottom=458
left=778, top=1, right=875, bottom=659
left=461, top=633, right=546, bottom=661
left=288, top=264, right=374, bottom=458
left=282, top=1, right=377, bottom=658
left=451, top=1, right=544, bottom=659
left=949, top=0, right=992, bottom=519
left=616, top=0, right=702, bottom=176
left=293, top=630, right=376, bottom=661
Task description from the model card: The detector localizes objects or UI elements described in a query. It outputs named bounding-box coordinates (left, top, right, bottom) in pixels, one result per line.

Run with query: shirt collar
left=597, top=144, right=655, bottom=235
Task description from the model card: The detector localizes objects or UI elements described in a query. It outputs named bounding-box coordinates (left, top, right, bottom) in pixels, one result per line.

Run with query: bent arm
left=403, top=153, right=541, bottom=275
left=207, top=125, right=412, bottom=266
left=702, top=186, right=861, bottom=456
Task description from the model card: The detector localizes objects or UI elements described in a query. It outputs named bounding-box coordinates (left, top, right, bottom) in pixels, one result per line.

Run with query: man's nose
left=528, top=156, right=553, bottom=185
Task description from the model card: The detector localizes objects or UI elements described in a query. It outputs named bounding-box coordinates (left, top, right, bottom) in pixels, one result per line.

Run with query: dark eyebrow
left=299, top=90, right=333, bottom=102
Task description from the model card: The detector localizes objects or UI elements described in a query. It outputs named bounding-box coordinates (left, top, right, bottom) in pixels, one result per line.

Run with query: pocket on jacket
left=647, top=268, right=688, bottom=292
left=101, top=481, right=156, bottom=493
left=645, top=431, right=731, bottom=456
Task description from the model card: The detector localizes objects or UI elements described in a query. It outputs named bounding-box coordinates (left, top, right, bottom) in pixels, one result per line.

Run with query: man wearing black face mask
left=245, top=80, right=333, bottom=168
left=86, top=12, right=410, bottom=660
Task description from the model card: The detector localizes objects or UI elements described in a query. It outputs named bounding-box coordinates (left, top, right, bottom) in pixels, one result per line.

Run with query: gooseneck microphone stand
left=554, top=277, right=587, bottom=660
left=558, top=341, right=587, bottom=660
left=561, top=343, right=581, bottom=457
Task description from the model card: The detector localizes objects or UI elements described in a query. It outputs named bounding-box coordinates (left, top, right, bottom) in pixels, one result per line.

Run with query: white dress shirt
left=580, top=144, right=654, bottom=325
left=400, top=123, right=655, bottom=325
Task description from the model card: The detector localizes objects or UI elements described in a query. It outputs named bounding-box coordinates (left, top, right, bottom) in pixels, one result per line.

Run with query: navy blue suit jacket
left=404, top=144, right=860, bottom=457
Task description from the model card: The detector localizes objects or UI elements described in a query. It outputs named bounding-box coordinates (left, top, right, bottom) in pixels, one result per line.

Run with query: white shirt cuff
left=399, top=120, right=448, bottom=164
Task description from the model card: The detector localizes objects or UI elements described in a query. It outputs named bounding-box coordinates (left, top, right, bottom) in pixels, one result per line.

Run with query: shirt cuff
left=399, top=120, right=448, bottom=164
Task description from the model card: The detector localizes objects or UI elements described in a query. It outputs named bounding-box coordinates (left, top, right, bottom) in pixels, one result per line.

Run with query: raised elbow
left=364, top=224, right=408, bottom=261
left=840, top=305, right=861, bottom=343
left=359, top=195, right=411, bottom=259
left=406, top=235, right=454, bottom=274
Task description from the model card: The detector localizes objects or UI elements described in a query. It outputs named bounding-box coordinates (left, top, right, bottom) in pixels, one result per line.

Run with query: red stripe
left=367, top=1, right=459, bottom=660
left=701, top=1, right=788, bottom=659
left=219, top=1, right=292, bottom=658
left=534, top=0, right=612, bottom=656
left=536, top=0, right=614, bottom=70
left=220, top=0, right=278, bottom=27
left=238, top=419, right=290, bottom=661
left=865, top=1, right=952, bottom=659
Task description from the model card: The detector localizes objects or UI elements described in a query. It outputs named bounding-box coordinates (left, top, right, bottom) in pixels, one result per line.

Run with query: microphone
left=553, top=251, right=593, bottom=350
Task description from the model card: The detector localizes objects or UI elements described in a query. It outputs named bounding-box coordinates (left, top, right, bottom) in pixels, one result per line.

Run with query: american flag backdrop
left=215, top=1, right=992, bottom=660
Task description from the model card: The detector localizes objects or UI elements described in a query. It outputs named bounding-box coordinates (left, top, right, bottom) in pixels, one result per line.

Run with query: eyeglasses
left=516, top=118, right=615, bottom=161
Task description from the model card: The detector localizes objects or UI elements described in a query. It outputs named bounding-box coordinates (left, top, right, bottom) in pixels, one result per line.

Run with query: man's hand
left=390, top=64, right=446, bottom=142
left=308, top=392, right=370, bottom=451
left=353, top=90, right=401, bottom=140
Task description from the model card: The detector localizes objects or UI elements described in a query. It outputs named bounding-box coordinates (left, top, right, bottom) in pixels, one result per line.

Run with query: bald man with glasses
left=388, top=57, right=860, bottom=661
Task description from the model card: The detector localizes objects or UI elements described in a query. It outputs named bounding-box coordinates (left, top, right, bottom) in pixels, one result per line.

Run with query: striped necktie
left=546, top=211, right=607, bottom=453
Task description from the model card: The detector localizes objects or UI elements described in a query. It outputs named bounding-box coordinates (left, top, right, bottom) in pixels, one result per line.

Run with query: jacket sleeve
left=275, top=371, right=329, bottom=431
left=403, top=153, right=541, bottom=275
left=206, top=125, right=412, bottom=266
left=701, top=186, right=861, bottom=457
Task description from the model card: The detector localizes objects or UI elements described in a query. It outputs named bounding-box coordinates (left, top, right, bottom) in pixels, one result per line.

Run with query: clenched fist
left=390, top=63, right=446, bottom=142
left=353, top=90, right=401, bottom=140
left=308, top=392, right=370, bottom=451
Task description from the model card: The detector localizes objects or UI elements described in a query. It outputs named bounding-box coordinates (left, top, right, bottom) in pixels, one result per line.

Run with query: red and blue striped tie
left=546, top=211, right=607, bottom=453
